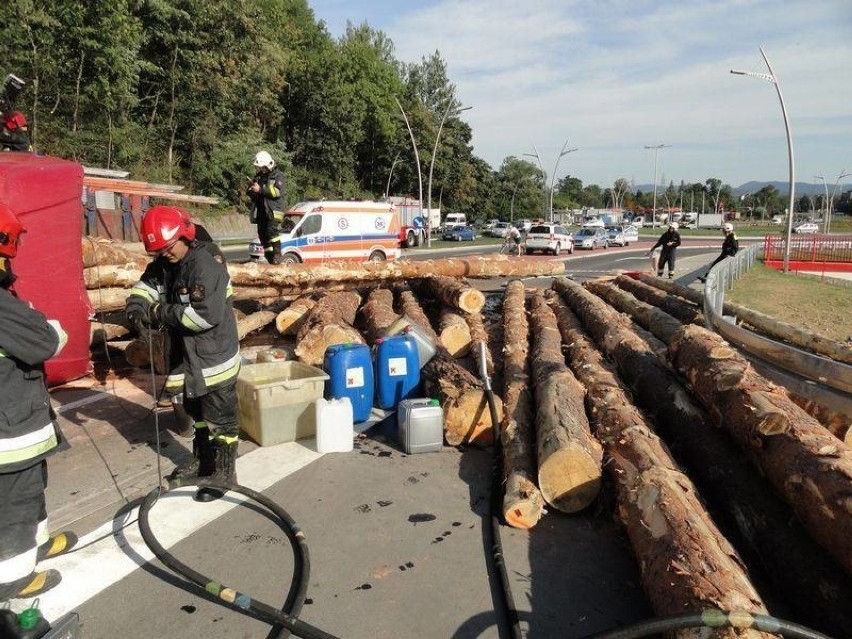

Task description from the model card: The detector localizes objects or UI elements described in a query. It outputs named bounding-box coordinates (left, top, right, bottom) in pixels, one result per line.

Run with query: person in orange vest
left=0, top=201, right=77, bottom=601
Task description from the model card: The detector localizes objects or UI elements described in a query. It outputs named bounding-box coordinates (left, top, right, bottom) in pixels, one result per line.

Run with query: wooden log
left=90, top=322, right=130, bottom=346
left=500, top=281, right=544, bottom=529
left=294, top=291, right=364, bottom=366
left=84, top=263, right=150, bottom=289
left=124, top=332, right=167, bottom=374
left=614, top=274, right=703, bottom=324
left=88, top=287, right=133, bottom=312
left=552, top=277, right=852, bottom=635
left=437, top=309, right=472, bottom=358
left=397, top=290, right=502, bottom=446
left=670, top=323, right=852, bottom=578
left=465, top=310, right=494, bottom=377
left=236, top=309, right=277, bottom=341
left=549, top=293, right=774, bottom=633
left=82, top=238, right=147, bottom=268
left=528, top=290, right=602, bottom=513
left=422, top=276, right=486, bottom=314
left=358, top=288, right=399, bottom=344
left=636, top=272, right=852, bottom=365
left=585, top=279, right=683, bottom=345
left=788, top=394, right=852, bottom=446
left=275, top=296, right=318, bottom=335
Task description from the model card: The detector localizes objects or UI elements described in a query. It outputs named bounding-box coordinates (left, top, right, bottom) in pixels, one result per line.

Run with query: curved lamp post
left=385, top=152, right=402, bottom=200
left=523, top=146, right=547, bottom=219
left=644, top=144, right=668, bottom=229
left=816, top=170, right=850, bottom=234
left=549, top=140, right=578, bottom=223
left=427, top=102, right=472, bottom=247
left=394, top=96, right=424, bottom=233
left=731, top=47, right=795, bottom=272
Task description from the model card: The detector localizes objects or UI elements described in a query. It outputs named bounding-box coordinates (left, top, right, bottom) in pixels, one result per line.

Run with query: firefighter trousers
left=184, top=381, right=239, bottom=441
left=0, top=461, right=49, bottom=598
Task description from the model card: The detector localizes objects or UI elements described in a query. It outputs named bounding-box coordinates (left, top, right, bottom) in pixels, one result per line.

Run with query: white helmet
left=723, top=223, right=733, bottom=232
left=669, top=222, right=679, bottom=230
left=253, top=150, right=275, bottom=169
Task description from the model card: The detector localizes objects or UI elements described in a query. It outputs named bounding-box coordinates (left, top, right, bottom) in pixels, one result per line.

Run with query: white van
left=249, top=200, right=401, bottom=263
left=442, top=213, right=467, bottom=229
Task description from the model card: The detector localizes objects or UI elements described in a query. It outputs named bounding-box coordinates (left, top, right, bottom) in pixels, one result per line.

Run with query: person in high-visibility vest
left=0, top=201, right=77, bottom=601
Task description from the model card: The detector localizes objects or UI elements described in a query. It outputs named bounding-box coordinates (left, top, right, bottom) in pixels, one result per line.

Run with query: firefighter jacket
left=126, top=243, right=240, bottom=400
left=0, top=288, right=64, bottom=472
left=651, top=229, right=681, bottom=254
left=247, top=168, right=285, bottom=224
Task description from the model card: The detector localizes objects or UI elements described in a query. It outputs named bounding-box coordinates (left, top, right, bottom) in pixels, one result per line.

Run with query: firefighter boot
left=171, top=393, right=195, bottom=438
left=194, top=438, right=238, bottom=503
left=168, top=427, right=214, bottom=482
left=270, top=242, right=283, bottom=265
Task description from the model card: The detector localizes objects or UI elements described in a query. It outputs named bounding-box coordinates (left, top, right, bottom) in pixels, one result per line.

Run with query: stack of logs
left=83, top=237, right=852, bottom=637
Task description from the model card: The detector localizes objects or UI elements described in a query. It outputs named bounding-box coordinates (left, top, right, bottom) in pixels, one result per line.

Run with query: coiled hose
left=138, top=477, right=341, bottom=639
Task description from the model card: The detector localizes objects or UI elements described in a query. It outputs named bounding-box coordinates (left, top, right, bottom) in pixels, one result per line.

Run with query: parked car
left=605, top=225, right=639, bottom=247
left=442, top=225, right=477, bottom=241
left=582, top=218, right=605, bottom=228
left=524, top=224, right=574, bottom=255
left=573, top=227, right=609, bottom=250
left=793, top=222, right=819, bottom=234
left=513, top=218, right=533, bottom=232
left=487, top=221, right=513, bottom=238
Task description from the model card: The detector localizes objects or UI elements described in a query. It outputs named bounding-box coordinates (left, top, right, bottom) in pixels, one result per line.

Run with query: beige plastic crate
left=237, top=361, right=329, bottom=446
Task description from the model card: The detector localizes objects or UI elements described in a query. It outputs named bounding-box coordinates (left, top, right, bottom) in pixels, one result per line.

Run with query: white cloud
left=314, top=0, right=852, bottom=186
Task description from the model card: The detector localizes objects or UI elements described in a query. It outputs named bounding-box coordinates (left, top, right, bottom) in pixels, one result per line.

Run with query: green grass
left=726, top=262, right=852, bottom=342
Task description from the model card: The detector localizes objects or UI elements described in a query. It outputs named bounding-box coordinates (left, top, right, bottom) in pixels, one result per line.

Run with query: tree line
left=2, top=0, right=847, bottom=222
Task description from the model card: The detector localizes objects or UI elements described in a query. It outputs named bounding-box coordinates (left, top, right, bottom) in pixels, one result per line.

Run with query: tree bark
left=552, top=278, right=852, bottom=635
left=275, top=295, right=318, bottom=335
left=438, top=309, right=472, bottom=358
left=82, top=238, right=147, bottom=268
left=614, top=274, right=703, bottom=324
left=237, top=309, right=278, bottom=341
left=636, top=273, right=852, bottom=365
left=788, top=394, right=852, bottom=446
left=84, top=264, right=149, bottom=289
left=465, top=310, right=494, bottom=377
left=397, top=290, right=502, bottom=446
left=670, top=323, right=852, bottom=578
left=422, top=276, right=486, bottom=314
left=528, top=290, right=602, bottom=513
left=585, top=280, right=683, bottom=345
left=549, top=293, right=773, bottom=635
left=294, top=291, right=364, bottom=366
left=500, top=280, right=544, bottom=529
left=358, top=288, right=400, bottom=344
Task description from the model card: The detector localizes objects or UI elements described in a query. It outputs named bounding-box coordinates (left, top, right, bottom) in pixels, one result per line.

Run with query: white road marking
left=12, top=441, right=323, bottom=618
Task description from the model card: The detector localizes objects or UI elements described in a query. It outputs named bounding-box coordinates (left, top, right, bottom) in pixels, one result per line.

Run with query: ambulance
left=249, top=200, right=402, bottom=263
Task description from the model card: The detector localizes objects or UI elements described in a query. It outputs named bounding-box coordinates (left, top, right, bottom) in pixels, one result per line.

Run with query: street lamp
left=816, top=170, right=850, bottom=234
left=523, top=146, right=547, bottom=219
left=731, top=47, right=795, bottom=272
left=427, top=101, right=472, bottom=247
left=549, top=140, right=578, bottom=223
left=509, top=175, right=533, bottom=223
left=644, top=144, right=669, bottom=229
left=394, top=96, right=424, bottom=236
left=385, top=152, right=402, bottom=200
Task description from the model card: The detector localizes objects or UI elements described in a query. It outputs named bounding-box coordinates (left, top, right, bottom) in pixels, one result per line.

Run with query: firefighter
left=698, top=222, right=739, bottom=282
left=647, top=222, right=681, bottom=279
left=247, top=150, right=286, bottom=264
left=0, top=201, right=77, bottom=601
left=125, top=206, right=241, bottom=502
left=0, top=110, right=32, bottom=152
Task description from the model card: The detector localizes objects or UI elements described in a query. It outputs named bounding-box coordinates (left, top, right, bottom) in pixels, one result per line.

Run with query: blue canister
left=375, top=335, right=421, bottom=410
left=323, top=343, right=374, bottom=423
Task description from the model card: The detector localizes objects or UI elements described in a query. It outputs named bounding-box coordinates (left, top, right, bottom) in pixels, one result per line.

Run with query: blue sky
left=308, top=1, right=852, bottom=190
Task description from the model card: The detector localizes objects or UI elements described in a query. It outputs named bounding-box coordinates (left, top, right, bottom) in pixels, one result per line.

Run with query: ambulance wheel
left=281, top=253, right=301, bottom=265
left=369, top=250, right=386, bottom=262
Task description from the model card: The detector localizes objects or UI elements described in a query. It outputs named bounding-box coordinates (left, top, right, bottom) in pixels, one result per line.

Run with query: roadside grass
left=726, top=262, right=852, bottom=343
left=430, top=236, right=502, bottom=249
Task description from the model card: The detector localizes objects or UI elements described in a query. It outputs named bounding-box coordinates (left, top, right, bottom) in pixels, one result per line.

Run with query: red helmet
left=0, top=201, right=25, bottom=258
left=141, top=205, right=196, bottom=253
left=2, top=111, right=28, bottom=131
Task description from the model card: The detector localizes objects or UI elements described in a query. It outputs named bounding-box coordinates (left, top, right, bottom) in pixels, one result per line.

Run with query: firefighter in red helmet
left=0, top=201, right=78, bottom=601
left=126, top=205, right=241, bottom=501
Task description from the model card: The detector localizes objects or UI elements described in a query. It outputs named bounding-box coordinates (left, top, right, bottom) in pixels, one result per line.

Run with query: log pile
left=294, top=291, right=364, bottom=365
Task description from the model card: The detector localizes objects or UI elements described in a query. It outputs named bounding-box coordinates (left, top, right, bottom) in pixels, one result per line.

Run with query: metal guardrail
left=703, top=245, right=852, bottom=396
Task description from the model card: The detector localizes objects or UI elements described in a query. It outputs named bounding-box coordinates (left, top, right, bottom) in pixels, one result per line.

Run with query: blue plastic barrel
left=323, top=343, right=374, bottom=423
left=375, top=335, right=421, bottom=410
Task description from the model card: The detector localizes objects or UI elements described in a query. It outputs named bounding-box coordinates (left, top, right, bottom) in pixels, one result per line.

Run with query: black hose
left=584, top=609, right=835, bottom=639
left=138, top=477, right=341, bottom=639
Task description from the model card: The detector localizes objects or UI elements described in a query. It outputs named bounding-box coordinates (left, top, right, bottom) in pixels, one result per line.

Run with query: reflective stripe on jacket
left=0, top=288, right=61, bottom=471
left=126, top=243, right=240, bottom=399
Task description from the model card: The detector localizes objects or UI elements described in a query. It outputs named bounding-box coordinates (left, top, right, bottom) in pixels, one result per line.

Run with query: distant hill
left=630, top=181, right=851, bottom=197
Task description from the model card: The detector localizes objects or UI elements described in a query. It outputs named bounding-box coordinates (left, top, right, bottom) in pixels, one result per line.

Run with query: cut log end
left=503, top=475, right=545, bottom=529
left=538, top=446, right=602, bottom=513
left=294, top=324, right=364, bottom=366
left=443, top=390, right=502, bottom=447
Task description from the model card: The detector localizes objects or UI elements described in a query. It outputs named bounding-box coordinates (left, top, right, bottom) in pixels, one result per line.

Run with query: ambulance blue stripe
left=280, top=233, right=397, bottom=248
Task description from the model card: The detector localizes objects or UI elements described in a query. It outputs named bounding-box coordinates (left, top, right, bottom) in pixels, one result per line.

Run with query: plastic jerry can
left=397, top=398, right=444, bottom=454
left=384, top=315, right=437, bottom=366
left=323, top=343, right=374, bottom=423
left=374, top=335, right=420, bottom=410
left=315, top=397, right=354, bottom=453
